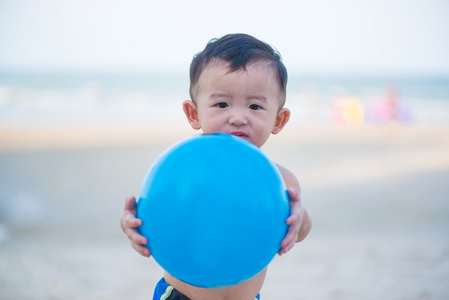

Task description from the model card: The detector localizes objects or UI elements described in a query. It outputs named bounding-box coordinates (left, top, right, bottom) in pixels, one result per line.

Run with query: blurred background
left=0, top=0, right=448, bottom=299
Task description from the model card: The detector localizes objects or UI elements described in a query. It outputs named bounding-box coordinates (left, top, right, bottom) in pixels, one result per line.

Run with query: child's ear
left=272, top=108, right=290, bottom=134
left=183, top=100, right=201, bottom=130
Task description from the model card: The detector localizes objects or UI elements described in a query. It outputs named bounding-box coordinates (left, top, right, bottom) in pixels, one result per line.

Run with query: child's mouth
left=230, top=131, right=249, bottom=140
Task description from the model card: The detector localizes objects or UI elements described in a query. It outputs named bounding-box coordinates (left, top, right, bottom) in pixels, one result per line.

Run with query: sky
left=0, top=0, right=448, bottom=75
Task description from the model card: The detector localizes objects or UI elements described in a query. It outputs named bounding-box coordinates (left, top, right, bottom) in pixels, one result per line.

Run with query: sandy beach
left=0, top=123, right=448, bottom=299
left=1, top=1, right=448, bottom=298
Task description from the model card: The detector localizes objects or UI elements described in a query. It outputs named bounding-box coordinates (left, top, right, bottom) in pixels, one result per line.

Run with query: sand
left=0, top=123, right=448, bottom=299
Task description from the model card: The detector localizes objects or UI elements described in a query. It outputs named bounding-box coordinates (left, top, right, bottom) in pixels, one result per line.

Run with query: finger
left=125, top=212, right=142, bottom=228
left=286, top=198, right=303, bottom=225
left=286, top=212, right=300, bottom=225
left=124, top=196, right=137, bottom=212
left=287, top=188, right=299, bottom=201
left=278, top=239, right=295, bottom=255
left=131, top=242, right=151, bottom=257
left=286, top=202, right=302, bottom=224
left=281, top=230, right=296, bottom=249
left=120, top=212, right=140, bottom=233
left=283, top=240, right=296, bottom=254
left=280, top=228, right=298, bottom=253
left=127, top=228, right=148, bottom=245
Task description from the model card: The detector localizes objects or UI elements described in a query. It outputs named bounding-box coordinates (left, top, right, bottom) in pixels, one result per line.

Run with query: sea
left=0, top=70, right=448, bottom=127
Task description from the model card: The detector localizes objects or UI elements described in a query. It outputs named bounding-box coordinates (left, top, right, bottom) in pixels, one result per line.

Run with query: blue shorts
left=153, top=278, right=260, bottom=300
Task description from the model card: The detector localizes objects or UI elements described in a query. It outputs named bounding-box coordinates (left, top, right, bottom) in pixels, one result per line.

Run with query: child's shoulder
left=275, top=163, right=300, bottom=190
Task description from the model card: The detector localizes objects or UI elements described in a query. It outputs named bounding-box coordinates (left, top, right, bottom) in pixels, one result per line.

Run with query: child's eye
left=249, top=104, right=261, bottom=110
left=216, top=102, right=229, bottom=108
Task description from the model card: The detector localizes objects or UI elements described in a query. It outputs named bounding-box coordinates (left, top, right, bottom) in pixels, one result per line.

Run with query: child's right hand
left=120, top=196, right=150, bottom=257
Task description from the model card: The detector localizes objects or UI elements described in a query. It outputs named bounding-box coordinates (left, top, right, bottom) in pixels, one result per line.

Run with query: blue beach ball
left=137, top=133, right=290, bottom=288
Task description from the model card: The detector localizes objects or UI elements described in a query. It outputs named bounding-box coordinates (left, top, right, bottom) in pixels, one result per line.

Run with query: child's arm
left=120, top=196, right=151, bottom=257
left=276, top=164, right=312, bottom=255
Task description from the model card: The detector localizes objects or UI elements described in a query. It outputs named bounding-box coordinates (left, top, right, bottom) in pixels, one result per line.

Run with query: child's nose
left=229, top=109, right=248, bottom=126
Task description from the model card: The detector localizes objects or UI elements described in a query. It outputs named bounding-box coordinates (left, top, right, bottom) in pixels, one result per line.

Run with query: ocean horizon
left=1, top=69, right=449, bottom=127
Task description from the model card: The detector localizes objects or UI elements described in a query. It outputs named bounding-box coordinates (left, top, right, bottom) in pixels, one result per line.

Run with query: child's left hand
left=278, top=188, right=311, bottom=255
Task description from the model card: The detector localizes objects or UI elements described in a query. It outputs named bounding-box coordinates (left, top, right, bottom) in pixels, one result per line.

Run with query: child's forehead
left=205, top=58, right=272, bottom=70
left=201, top=59, right=277, bottom=79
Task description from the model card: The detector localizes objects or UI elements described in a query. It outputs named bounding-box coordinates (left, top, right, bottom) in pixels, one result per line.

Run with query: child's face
left=183, top=60, right=290, bottom=148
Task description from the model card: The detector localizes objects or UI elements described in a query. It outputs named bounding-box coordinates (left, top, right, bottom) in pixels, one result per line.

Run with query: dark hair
left=189, top=33, right=288, bottom=105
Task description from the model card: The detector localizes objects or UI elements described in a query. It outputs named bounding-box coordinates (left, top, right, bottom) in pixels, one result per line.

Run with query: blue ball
left=137, top=133, right=290, bottom=288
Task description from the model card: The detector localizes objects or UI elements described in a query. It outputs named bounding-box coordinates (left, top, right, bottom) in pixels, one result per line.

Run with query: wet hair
left=189, top=33, right=288, bottom=105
